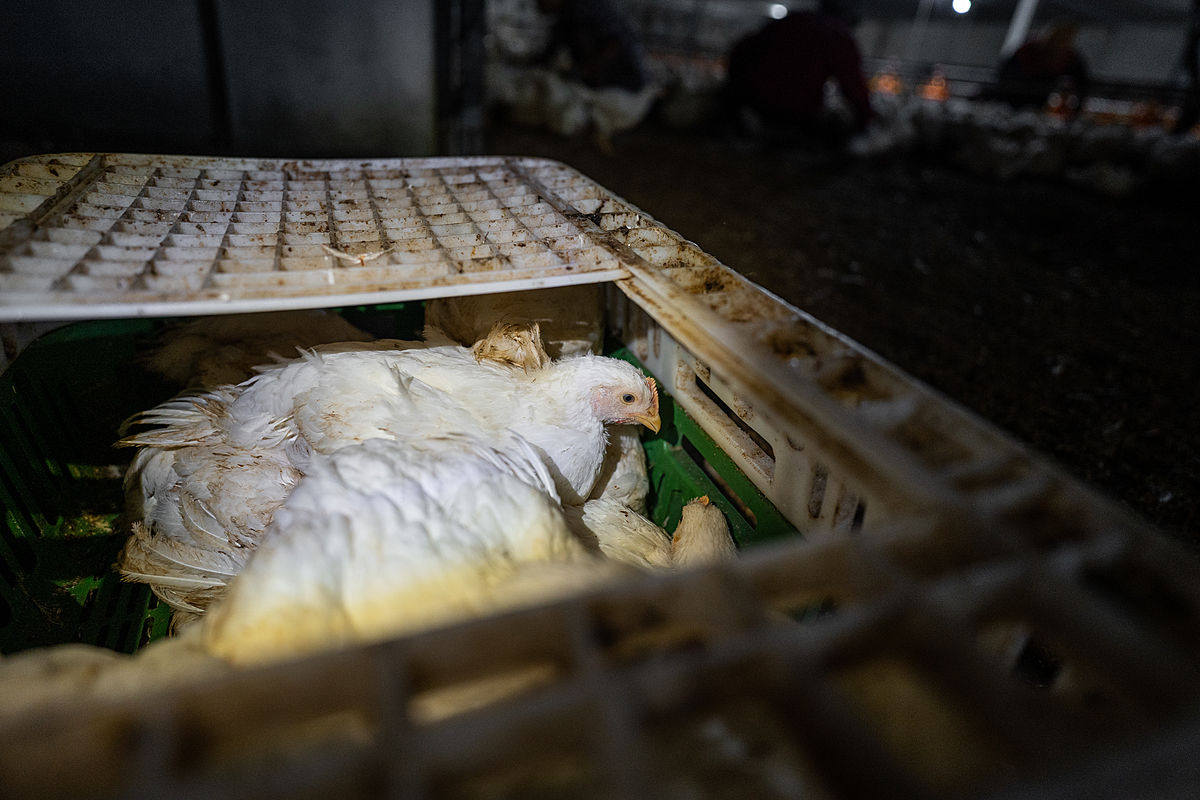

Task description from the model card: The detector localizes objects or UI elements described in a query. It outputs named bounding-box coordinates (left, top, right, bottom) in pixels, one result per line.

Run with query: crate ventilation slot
left=691, top=371, right=772, bottom=484
left=806, top=465, right=866, bottom=533
left=695, top=375, right=774, bottom=461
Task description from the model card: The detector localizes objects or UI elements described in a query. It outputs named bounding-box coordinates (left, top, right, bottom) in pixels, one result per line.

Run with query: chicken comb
left=645, top=375, right=659, bottom=407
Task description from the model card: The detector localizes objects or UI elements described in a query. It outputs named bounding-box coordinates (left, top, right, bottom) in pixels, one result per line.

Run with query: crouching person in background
left=724, top=0, right=873, bottom=147
left=492, top=0, right=658, bottom=153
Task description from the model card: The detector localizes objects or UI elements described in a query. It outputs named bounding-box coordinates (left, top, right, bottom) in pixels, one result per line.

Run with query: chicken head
left=672, top=495, right=737, bottom=566
left=592, top=375, right=660, bottom=433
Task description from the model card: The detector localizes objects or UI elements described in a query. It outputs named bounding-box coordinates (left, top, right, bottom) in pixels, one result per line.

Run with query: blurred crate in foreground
left=1, top=153, right=1198, bottom=799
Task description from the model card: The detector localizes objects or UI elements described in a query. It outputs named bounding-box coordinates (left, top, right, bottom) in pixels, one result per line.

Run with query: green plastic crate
left=0, top=318, right=171, bottom=654
left=0, top=305, right=796, bottom=656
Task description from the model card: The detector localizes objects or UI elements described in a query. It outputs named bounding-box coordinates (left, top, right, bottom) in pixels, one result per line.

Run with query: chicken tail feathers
left=118, top=521, right=240, bottom=615
left=118, top=569, right=226, bottom=592
left=117, top=389, right=234, bottom=447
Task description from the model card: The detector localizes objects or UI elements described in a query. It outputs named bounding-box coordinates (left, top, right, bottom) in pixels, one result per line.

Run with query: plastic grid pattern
left=0, top=153, right=94, bottom=231
left=0, top=155, right=629, bottom=320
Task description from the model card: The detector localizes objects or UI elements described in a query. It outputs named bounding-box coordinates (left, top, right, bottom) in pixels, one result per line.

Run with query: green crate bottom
left=0, top=306, right=796, bottom=656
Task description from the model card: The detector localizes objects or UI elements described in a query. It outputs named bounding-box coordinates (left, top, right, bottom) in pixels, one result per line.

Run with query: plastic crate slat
left=0, top=428, right=49, bottom=542
left=0, top=403, right=62, bottom=519
left=8, top=373, right=71, bottom=488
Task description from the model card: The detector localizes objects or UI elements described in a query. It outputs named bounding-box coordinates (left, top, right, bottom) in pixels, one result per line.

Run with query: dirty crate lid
left=0, top=153, right=635, bottom=321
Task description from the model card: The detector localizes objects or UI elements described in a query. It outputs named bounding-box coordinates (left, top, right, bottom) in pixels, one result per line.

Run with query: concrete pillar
left=1001, top=0, right=1041, bottom=57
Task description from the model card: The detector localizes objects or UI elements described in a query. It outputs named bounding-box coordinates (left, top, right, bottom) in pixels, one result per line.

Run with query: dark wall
left=219, top=0, right=435, bottom=156
left=2, top=2, right=215, bottom=150
left=1, top=0, right=439, bottom=157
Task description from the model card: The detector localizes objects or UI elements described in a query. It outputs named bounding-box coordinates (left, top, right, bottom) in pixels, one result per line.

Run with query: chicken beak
left=634, top=377, right=661, bottom=433
left=633, top=410, right=662, bottom=434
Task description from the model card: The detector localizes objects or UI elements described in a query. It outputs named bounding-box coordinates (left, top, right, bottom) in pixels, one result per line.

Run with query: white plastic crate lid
left=0, top=154, right=632, bottom=321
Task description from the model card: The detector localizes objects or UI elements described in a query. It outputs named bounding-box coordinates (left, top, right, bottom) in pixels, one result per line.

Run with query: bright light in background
left=952, top=0, right=972, bottom=13
left=769, top=3, right=788, bottom=19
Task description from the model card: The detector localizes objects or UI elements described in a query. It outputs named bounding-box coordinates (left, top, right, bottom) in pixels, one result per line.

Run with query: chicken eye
left=621, top=393, right=636, bottom=403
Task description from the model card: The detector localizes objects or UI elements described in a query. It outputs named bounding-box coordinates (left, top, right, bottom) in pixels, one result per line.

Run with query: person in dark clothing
left=725, top=0, right=873, bottom=136
left=994, top=22, right=1089, bottom=113
left=536, top=0, right=650, bottom=93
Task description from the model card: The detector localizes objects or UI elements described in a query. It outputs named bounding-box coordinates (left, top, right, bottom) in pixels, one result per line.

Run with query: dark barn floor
left=489, top=123, right=1200, bottom=547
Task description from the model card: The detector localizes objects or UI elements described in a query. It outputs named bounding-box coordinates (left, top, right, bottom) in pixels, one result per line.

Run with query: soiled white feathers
left=118, top=388, right=300, bottom=617
left=468, top=321, right=550, bottom=372
left=588, top=424, right=650, bottom=513
left=564, top=497, right=673, bottom=570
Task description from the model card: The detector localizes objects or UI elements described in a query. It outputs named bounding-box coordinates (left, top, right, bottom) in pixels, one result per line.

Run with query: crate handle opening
left=808, top=466, right=828, bottom=519
left=139, top=615, right=158, bottom=650
left=807, top=466, right=867, bottom=533
left=76, top=587, right=100, bottom=624
left=693, top=372, right=775, bottom=468
left=116, top=619, right=134, bottom=652
left=681, top=436, right=757, bottom=529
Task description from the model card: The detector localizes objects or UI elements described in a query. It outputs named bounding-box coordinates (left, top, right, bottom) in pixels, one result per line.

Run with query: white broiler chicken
left=118, top=334, right=661, bottom=622
left=671, top=496, right=738, bottom=566
left=0, top=470, right=736, bottom=721
left=229, top=341, right=660, bottom=504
